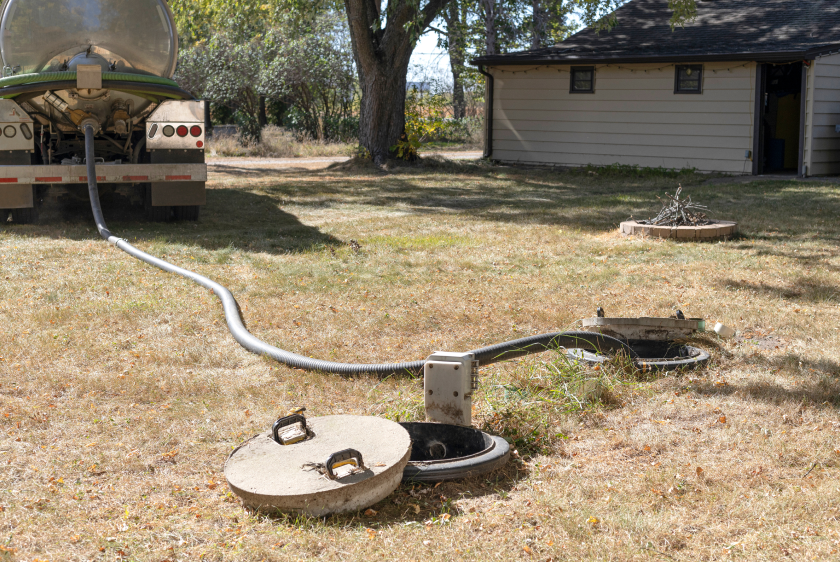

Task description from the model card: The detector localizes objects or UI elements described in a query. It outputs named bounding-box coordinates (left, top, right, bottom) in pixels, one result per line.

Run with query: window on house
left=675, top=65, right=703, bottom=93
left=570, top=67, right=595, bottom=93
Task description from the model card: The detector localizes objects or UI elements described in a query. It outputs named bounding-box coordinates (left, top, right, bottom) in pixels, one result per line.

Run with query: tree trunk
left=531, top=0, right=547, bottom=49
left=444, top=1, right=466, bottom=120
left=355, top=55, right=412, bottom=164
left=258, top=95, right=267, bottom=128
left=344, top=0, right=451, bottom=165
left=482, top=0, right=497, bottom=56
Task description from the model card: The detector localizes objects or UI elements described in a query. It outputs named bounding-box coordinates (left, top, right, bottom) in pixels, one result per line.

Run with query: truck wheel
left=144, top=187, right=171, bottom=222
left=174, top=205, right=200, bottom=221
left=11, top=206, right=38, bottom=224
left=146, top=205, right=171, bottom=222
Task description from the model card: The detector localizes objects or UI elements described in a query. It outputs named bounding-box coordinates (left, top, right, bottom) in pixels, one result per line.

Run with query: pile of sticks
left=638, top=185, right=711, bottom=226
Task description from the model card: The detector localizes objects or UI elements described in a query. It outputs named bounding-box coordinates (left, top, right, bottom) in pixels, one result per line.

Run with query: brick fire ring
left=620, top=219, right=738, bottom=240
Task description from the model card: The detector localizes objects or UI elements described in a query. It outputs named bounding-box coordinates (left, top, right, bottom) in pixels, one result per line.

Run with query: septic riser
left=224, top=415, right=410, bottom=516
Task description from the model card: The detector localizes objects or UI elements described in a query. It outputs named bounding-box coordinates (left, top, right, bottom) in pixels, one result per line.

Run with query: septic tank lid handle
left=325, top=448, right=365, bottom=480
left=272, top=414, right=307, bottom=444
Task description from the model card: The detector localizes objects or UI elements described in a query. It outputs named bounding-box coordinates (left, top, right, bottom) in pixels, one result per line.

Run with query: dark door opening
left=756, top=62, right=803, bottom=175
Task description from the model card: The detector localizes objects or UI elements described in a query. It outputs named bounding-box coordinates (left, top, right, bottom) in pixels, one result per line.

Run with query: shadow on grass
left=718, top=277, right=840, bottom=304
left=6, top=162, right=839, bottom=254
left=692, top=352, right=840, bottom=408
left=260, top=459, right=530, bottom=528
left=212, top=161, right=840, bottom=241
left=1, top=184, right=343, bottom=255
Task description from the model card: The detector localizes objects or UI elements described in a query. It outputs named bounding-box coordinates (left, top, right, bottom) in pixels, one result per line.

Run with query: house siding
left=491, top=62, right=756, bottom=173
left=808, top=53, right=840, bottom=176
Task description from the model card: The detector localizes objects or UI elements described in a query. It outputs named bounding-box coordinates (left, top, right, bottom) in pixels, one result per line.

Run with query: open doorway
left=756, top=62, right=803, bottom=175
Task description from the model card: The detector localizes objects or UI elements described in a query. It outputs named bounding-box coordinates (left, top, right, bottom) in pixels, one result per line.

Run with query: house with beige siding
left=471, top=0, right=840, bottom=176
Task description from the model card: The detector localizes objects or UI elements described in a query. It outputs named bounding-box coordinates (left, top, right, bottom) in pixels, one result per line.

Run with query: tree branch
left=419, top=0, right=451, bottom=31
left=380, top=0, right=452, bottom=57
left=344, top=0, right=380, bottom=70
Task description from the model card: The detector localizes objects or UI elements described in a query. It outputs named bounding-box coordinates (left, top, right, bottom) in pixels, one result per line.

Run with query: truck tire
left=146, top=204, right=171, bottom=222
left=174, top=205, right=200, bottom=221
left=144, top=187, right=171, bottom=222
left=11, top=206, right=38, bottom=224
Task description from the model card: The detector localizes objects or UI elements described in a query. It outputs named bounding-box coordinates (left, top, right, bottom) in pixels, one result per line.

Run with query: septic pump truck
left=0, top=0, right=206, bottom=224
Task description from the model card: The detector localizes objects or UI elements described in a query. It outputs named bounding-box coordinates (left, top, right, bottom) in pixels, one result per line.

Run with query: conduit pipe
left=83, top=125, right=637, bottom=376
left=477, top=65, right=494, bottom=159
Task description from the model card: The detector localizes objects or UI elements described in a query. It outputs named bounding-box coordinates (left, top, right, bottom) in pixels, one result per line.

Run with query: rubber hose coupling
left=79, top=116, right=100, bottom=135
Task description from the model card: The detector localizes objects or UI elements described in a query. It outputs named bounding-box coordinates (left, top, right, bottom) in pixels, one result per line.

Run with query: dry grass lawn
left=1, top=160, right=839, bottom=561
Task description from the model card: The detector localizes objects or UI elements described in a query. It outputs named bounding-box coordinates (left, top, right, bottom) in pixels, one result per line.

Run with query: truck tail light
left=176, top=125, right=188, bottom=137
left=148, top=124, right=159, bottom=138
left=190, top=125, right=202, bottom=137
left=163, top=125, right=175, bottom=137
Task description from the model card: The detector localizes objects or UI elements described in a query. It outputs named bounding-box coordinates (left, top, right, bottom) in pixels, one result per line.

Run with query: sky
left=407, top=10, right=587, bottom=85
left=408, top=30, right=452, bottom=83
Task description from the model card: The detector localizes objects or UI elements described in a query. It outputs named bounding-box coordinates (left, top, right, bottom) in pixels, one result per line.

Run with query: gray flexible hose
left=83, top=126, right=638, bottom=376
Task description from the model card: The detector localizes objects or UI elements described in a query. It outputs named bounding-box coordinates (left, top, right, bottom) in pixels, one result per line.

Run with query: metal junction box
left=424, top=351, right=478, bottom=426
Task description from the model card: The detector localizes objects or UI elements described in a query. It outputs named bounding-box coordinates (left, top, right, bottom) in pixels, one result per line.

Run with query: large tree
left=344, top=0, right=454, bottom=165
left=340, top=0, right=578, bottom=164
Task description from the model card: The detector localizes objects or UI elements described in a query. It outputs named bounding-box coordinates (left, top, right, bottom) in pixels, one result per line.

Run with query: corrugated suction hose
left=83, top=125, right=638, bottom=376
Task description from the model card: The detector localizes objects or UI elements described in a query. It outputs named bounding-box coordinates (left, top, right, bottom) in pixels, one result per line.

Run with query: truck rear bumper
left=0, top=163, right=207, bottom=185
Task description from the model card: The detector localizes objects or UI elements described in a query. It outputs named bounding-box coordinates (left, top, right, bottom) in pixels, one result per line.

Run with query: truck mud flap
left=150, top=181, right=206, bottom=206
left=0, top=183, right=33, bottom=209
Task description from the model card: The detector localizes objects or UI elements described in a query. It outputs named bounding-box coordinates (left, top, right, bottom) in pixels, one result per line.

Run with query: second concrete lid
left=582, top=316, right=703, bottom=341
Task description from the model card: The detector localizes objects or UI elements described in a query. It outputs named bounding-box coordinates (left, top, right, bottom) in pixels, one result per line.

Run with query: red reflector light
left=176, top=125, right=188, bottom=137
left=196, top=140, right=204, bottom=148
left=190, top=125, right=202, bottom=137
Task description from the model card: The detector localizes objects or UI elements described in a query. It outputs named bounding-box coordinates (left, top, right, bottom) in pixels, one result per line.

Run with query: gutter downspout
left=798, top=60, right=809, bottom=177
left=478, top=65, right=494, bottom=159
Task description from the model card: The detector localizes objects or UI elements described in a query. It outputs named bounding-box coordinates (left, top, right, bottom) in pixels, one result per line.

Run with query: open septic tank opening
left=399, top=422, right=510, bottom=482
left=569, top=311, right=711, bottom=370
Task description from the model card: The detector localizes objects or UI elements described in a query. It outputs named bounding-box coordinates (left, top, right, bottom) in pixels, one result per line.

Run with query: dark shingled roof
left=472, top=0, right=840, bottom=66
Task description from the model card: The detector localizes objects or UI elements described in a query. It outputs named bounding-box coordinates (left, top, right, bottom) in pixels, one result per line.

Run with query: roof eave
left=471, top=43, right=840, bottom=67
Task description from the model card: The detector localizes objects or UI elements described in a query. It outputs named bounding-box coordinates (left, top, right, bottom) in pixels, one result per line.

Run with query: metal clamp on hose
left=272, top=414, right=308, bottom=445
left=325, top=448, right=365, bottom=480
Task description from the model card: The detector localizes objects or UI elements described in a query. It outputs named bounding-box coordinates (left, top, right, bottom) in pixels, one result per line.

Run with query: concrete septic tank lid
left=224, top=415, right=411, bottom=516
left=619, top=219, right=737, bottom=240
left=582, top=316, right=703, bottom=341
